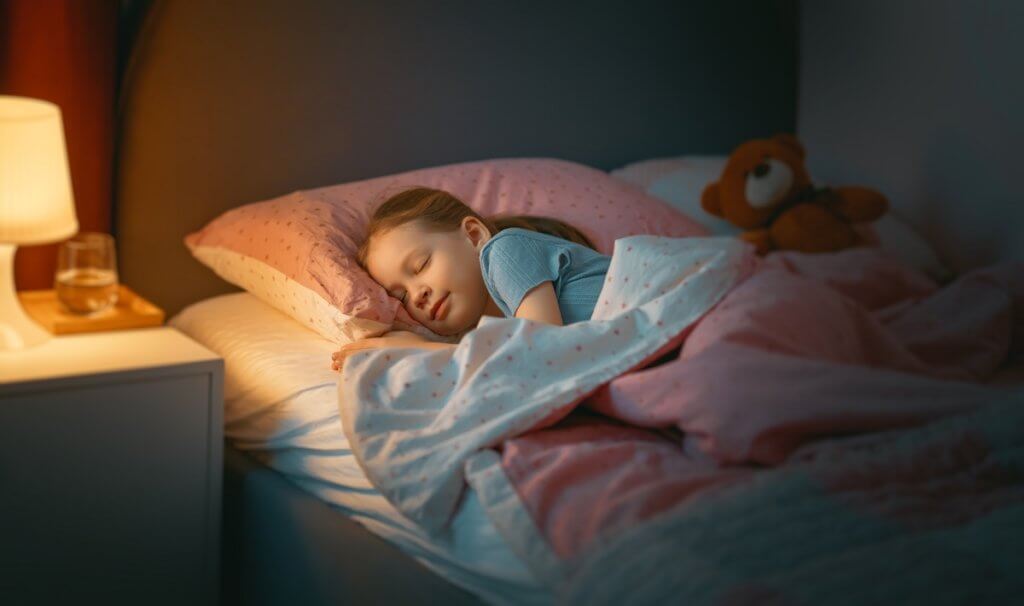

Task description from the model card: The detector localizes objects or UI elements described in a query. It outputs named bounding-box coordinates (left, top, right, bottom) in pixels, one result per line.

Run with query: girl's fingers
left=331, top=349, right=361, bottom=369
left=332, top=345, right=362, bottom=362
left=331, top=354, right=349, bottom=371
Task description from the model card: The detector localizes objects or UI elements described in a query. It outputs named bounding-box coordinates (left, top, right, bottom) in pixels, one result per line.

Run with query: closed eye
left=417, top=256, right=430, bottom=273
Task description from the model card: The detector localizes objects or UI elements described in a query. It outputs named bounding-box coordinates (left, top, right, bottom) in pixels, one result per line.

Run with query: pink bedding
left=339, top=236, right=1023, bottom=600
left=500, top=248, right=1020, bottom=564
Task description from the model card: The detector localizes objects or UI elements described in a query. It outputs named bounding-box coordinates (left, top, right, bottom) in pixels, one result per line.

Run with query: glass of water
left=55, top=232, right=119, bottom=314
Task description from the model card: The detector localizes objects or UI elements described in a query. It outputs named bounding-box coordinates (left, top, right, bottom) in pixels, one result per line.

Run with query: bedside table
left=0, top=327, right=223, bottom=605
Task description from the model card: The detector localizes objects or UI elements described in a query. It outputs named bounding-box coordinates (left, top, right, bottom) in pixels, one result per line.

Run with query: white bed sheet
left=169, top=293, right=548, bottom=606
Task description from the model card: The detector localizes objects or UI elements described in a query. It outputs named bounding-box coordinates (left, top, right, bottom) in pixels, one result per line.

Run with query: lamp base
left=0, top=243, right=51, bottom=350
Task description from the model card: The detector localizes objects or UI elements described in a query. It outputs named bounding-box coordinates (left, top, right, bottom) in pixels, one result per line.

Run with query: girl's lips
left=431, top=293, right=449, bottom=321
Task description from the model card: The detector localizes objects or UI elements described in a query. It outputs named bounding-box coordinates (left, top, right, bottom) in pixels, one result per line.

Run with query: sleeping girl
left=331, top=187, right=610, bottom=370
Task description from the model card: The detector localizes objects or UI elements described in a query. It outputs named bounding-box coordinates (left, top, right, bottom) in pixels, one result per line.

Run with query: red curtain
left=0, top=0, right=118, bottom=290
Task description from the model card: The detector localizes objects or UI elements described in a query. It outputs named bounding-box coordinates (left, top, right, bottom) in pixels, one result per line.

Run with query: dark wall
left=798, top=0, right=1024, bottom=272
left=117, top=0, right=798, bottom=314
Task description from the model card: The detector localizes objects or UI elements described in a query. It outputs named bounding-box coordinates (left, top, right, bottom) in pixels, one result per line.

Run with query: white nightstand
left=0, top=327, right=223, bottom=605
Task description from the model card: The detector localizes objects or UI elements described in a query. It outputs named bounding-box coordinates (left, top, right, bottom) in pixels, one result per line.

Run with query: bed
left=114, top=2, right=1023, bottom=605
left=169, top=277, right=1024, bottom=604
left=115, top=2, right=799, bottom=603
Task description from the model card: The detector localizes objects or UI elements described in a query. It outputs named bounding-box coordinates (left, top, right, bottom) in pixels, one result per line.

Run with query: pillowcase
left=612, top=156, right=739, bottom=237
left=185, top=158, right=708, bottom=344
left=610, top=156, right=951, bottom=281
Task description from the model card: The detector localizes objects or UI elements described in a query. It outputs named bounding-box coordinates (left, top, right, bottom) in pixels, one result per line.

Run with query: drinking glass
left=55, top=232, right=119, bottom=314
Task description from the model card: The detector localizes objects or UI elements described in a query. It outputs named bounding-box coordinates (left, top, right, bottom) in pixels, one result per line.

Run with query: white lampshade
left=0, top=95, right=78, bottom=243
left=1, top=96, right=79, bottom=351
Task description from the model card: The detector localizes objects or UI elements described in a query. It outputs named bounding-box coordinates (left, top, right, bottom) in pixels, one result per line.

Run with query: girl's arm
left=331, top=331, right=455, bottom=371
left=514, top=281, right=563, bottom=326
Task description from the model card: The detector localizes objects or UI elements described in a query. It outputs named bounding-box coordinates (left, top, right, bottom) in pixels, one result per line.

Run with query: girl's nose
left=416, top=287, right=431, bottom=309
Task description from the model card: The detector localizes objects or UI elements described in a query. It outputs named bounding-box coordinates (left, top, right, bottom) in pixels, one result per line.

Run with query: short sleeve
left=479, top=230, right=571, bottom=317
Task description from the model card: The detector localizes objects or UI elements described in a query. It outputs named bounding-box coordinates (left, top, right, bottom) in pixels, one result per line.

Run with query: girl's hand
left=330, top=331, right=449, bottom=371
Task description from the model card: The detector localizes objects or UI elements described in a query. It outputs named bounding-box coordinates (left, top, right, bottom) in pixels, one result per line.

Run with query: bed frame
left=114, top=1, right=797, bottom=603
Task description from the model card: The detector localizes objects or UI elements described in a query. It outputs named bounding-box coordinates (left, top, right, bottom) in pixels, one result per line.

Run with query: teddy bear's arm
left=826, top=187, right=888, bottom=223
left=701, top=183, right=724, bottom=217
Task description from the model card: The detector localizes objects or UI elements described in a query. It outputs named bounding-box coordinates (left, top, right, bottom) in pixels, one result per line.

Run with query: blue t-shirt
left=479, top=228, right=611, bottom=324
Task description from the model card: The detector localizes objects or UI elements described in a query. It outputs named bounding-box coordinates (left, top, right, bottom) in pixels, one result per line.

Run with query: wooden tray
left=18, top=285, right=165, bottom=335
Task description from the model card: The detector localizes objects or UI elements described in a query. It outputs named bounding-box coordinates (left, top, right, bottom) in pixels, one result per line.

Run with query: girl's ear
left=461, top=216, right=491, bottom=249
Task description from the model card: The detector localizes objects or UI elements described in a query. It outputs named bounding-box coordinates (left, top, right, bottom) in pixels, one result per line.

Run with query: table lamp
left=0, top=95, right=79, bottom=350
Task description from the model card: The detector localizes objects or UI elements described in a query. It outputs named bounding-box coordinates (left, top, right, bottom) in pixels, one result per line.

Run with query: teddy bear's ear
left=772, top=133, right=805, bottom=159
left=701, top=182, right=723, bottom=217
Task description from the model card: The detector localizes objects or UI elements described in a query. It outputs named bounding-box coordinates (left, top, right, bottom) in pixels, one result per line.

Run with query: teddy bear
left=700, top=134, right=888, bottom=255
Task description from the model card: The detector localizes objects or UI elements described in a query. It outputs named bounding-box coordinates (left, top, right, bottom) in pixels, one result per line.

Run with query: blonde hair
left=356, top=187, right=594, bottom=267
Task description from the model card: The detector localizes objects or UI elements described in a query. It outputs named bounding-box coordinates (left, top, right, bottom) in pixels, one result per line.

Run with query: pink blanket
left=339, top=236, right=1022, bottom=598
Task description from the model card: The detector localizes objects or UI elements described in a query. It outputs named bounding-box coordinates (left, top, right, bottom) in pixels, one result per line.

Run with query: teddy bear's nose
left=753, top=162, right=771, bottom=178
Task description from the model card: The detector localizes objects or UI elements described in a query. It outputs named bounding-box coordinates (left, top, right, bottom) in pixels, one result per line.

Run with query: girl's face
left=364, top=217, right=493, bottom=336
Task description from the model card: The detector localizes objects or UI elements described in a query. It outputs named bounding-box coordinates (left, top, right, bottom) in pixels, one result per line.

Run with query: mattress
left=169, top=293, right=549, bottom=606
left=173, top=288, right=1024, bottom=606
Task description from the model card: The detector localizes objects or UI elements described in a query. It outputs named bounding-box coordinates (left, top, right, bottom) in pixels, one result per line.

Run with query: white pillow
left=611, top=156, right=951, bottom=281
left=862, top=213, right=952, bottom=282
left=641, top=156, right=737, bottom=237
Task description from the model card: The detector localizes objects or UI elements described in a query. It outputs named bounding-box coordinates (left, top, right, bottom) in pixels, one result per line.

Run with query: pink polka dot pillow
left=185, top=158, right=708, bottom=343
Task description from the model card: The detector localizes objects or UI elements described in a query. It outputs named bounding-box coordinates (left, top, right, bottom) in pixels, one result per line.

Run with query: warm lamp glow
left=0, top=95, right=79, bottom=350
left=0, top=96, right=78, bottom=243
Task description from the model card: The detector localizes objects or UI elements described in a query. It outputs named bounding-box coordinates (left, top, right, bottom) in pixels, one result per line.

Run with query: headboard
left=116, top=0, right=797, bottom=316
